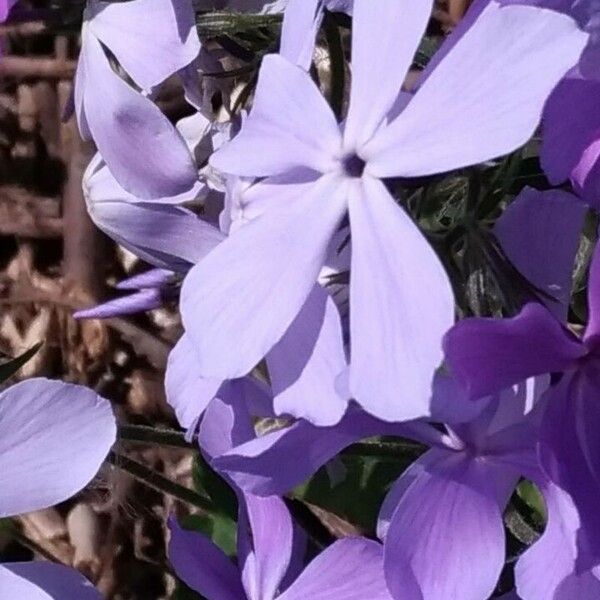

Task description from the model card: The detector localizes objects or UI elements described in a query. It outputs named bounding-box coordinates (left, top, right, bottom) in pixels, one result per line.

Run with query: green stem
left=196, top=12, right=282, bottom=37
left=118, top=424, right=195, bottom=449
left=343, top=439, right=426, bottom=460
left=107, top=451, right=215, bottom=513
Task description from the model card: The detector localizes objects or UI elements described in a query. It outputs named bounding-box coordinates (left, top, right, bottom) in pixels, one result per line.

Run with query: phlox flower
left=169, top=383, right=392, bottom=600
left=169, top=500, right=391, bottom=600
left=206, top=371, right=552, bottom=600
left=74, top=268, right=178, bottom=319
left=195, top=186, right=591, bottom=599
left=80, top=107, right=349, bottom=426
left=444, top=226, right=600, bottom=589
left=75, top=0, right=201, bottom=198
left=0, top=379, right=116, bottom=597
left=181, top=0, right=587, bottom=423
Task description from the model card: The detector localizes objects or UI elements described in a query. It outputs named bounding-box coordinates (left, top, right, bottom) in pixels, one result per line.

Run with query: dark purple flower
left=444, top=241, right=600, bottom=570
left=0, top=562, right=101, bottom=599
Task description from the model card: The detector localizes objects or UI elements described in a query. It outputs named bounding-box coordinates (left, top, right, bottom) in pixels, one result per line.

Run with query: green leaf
left=0, top=343, right=42, bottom=384
left=192, top=456, right=238, bottom=521
left=517, top=480, right=547, bottom=523
left=179, top=513, right=237, bottom=557
left=293, top=454, right=411, bottom=533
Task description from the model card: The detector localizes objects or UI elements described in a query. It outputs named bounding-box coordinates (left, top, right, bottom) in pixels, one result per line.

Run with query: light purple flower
left=75, top=0, right=201, bottom=198
left=170, top=509, right=391, bottom=600
left=0, top=378, right=115, bottom=597
left=83, top=153, right=223, bottom=272
left=208, top=371, right=551, bottom=600
left=181, top=0, right=587, bottom=423
left=0, top=378, right=116, bottom=517
left=167, top=282, right=348, bottom=430
left=170, top=381, right=391, bottom=600
left=74, top=269, right=177, bottom=319
left=379, top=379, right=544, bottom=600
left=444, top=240, right=600, bottom=570
left=165, top=165, right=349, bottom=428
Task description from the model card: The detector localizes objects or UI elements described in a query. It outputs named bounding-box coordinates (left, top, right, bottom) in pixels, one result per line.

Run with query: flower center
left=342, top=153, right=366, bottom=178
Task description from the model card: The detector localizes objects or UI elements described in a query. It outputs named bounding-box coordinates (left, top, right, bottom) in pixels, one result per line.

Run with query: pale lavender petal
left=74, top=289, right=164, bottom=319
left=116, top=268, right=174, bottom=290
left=180, top=176, right=348, bottom=379
left=239, top=494, right=293, bottom=600
left=168, top=518, right=244, bottom=600
left=223, top=171, right=319, bottom=235
left=83, top=152, right=204, bottom=206
left=348, top=176, right=454, bottom=421
left=87, top=0, right=200, bottom=91
left=495, top=187, right=586, bottom=321
left=584, top=242, right=600, bottom=343
left=384, top=448, right=511, bottom=600
left=214, top=410, right=434, bottom=495
left=198, top=388, right=256, bottom=460
left=210, top=54, right=341, bottom=177
left=365, top=2, right=588, bottom=178
left=84, top=156, right=223, bottom=269
left=443, top=303, right=585, bottom=399
left=87, top=200, right=221, bottom=271
left=0, top=379, right=116, bottom=517
left=73, top=55, right=91, bottom=140
left=279, top=0, right=323, bottom=69
left=415, top=0, right=490, bottom=86
left=267, top=284, right=348, bottom=426
left=80, top=31, right=198, bottom=199
left=166, top=335, right=223, bottom=429
left=515, top=479, right=579, bottom=600
left=344, top=0, right=433, bottom=149
left=0, top=562, right=101, bottom=599
left=278, top=538, right=392, bottom=600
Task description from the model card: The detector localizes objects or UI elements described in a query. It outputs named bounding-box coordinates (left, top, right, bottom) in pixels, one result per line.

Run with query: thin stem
left=107, top=451, right=215, bottom=513
left=343, top=439, right=426, bottom=460
left=197, top=12, right=281, bottom=37
left=118, top=424, right=195, bottom=450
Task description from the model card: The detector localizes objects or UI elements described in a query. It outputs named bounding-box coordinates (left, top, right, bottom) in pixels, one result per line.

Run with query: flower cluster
left=2, top=0, right=600, bottom=598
